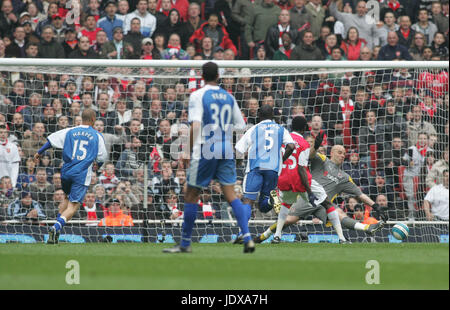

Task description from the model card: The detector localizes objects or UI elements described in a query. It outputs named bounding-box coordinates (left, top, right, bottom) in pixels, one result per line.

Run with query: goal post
left=0, top=59, right=448, bottom=244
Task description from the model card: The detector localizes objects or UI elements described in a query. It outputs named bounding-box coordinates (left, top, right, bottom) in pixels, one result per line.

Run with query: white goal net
left=0, top=59, right=448, bottom=244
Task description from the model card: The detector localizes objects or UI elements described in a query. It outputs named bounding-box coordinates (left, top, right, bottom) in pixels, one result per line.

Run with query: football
left=392, top=223, right=410, bottom=240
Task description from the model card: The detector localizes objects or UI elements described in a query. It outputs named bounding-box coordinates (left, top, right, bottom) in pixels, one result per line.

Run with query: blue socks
left=53, top=216, right=66, bottom=232
left=258, top=196, right=271, bottom=213
left=231, top=199, right=252, bottom=243
left=180, top=203, right=198, bottom=248
left=245, top=203, right=252, bottom=222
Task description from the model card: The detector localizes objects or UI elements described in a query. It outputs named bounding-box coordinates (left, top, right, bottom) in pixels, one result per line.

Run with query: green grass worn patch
left=0, top=243, right=448, bottom=290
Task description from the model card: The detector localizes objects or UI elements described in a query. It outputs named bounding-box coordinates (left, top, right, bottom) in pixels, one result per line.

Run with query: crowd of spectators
left=0, top=0, right=448, bottom=61
left=0, top=0, right=449, bottom=226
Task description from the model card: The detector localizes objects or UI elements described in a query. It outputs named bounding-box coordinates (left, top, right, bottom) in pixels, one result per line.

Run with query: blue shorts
left=61, top=177, right=88, bottom=203
left=187, top=158, right=237, bottom=189
left=243, top=169, right=279, bottom=201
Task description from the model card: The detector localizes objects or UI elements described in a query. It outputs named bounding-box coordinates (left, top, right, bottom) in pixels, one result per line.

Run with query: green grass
left=0, top=243, right=448, bottom=290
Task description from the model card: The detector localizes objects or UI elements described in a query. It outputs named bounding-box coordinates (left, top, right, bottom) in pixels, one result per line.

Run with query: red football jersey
left=277, top=132, right=312, bottom=193
left=81, top=28, right=102, bottom=45
left=433, top=70, right=449, bottom=98
left=418, top=71, right=449, bottom=98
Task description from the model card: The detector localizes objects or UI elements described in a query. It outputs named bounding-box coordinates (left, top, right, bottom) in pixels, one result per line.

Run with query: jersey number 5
left=72, top=140, right=88, bottom=160
left=264, top=129, right=274, bottom=151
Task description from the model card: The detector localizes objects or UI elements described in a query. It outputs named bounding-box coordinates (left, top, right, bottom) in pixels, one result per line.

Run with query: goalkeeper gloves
left=314, top=131, right=325, bottom=150
left=308, top=192, right=318, bottom=208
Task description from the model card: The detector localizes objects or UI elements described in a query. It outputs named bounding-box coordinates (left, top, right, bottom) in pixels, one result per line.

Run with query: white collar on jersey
left=291, top=131, right=304, bottom=138
left=204, top=84, right=220, bottom=90
left=259, top=119, right=274, bottom=124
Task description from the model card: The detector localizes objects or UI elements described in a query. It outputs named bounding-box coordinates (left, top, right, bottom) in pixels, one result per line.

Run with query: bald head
left=387, top=31, right=399, bottom=46
left=330, top=145, right=346, bottom=165
left=356, top=1, right=367, bottom=16
left=331, top=144, right=345, bottom=153
left=376, top=194, right=387, bottom=205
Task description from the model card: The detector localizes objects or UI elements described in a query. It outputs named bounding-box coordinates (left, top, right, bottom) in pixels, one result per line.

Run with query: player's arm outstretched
left=335, top=174, right=388, bottom=222
left=33, top=127, right=72, bottom=162
left=357, top=193, right=388, bottom=222
left=332, top=176, right=387, bottom=237
left=309, top=130, right=325, bottom=159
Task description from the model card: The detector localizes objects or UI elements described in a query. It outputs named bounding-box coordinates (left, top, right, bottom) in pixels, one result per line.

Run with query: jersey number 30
left=210, top=103, right=232, bottom=130
left=72, top=140, right=88, bottom=160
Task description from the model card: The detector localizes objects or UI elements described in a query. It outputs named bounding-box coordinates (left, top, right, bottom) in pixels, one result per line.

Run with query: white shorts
left=280, top=179, right=327, bottom=206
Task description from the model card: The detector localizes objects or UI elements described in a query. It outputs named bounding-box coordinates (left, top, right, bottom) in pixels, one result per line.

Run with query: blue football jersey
left=48, top=125, right=108, bottom=186
left=236, top=120, right=295, bottom=173
left=189, top=84, right=246, bottom=160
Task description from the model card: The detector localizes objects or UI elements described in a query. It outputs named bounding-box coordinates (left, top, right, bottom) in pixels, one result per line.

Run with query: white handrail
left=1, top=219, right=448, bottom=225
left=0, top=59, right=448, bottom=69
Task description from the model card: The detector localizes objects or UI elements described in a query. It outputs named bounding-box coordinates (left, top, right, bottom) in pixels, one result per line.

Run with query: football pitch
left=0, top=243, right=448, bottom=290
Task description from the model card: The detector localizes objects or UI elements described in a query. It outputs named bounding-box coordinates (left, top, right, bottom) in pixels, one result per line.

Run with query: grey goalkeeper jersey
left=310, top=154, right=362, bottom=202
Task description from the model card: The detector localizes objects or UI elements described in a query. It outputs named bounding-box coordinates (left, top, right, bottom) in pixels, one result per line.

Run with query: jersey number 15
left=72, top=140, right=88, bottom=160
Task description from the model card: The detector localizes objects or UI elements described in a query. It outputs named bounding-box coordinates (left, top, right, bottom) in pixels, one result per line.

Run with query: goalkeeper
left=255, top=134, right=387, bottom=243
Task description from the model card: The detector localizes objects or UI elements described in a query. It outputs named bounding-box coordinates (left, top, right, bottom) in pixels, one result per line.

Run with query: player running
left=163, top=62, right=254, bottom=254
left=34, top=109, right=108, bottom=244
left=256, top=141, right=387, bottom=243
left=232, top=104, right=295, bottom=244
left=236, top=105, right=296, bottom=213
left=271, top=116, right=346, bottom=244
